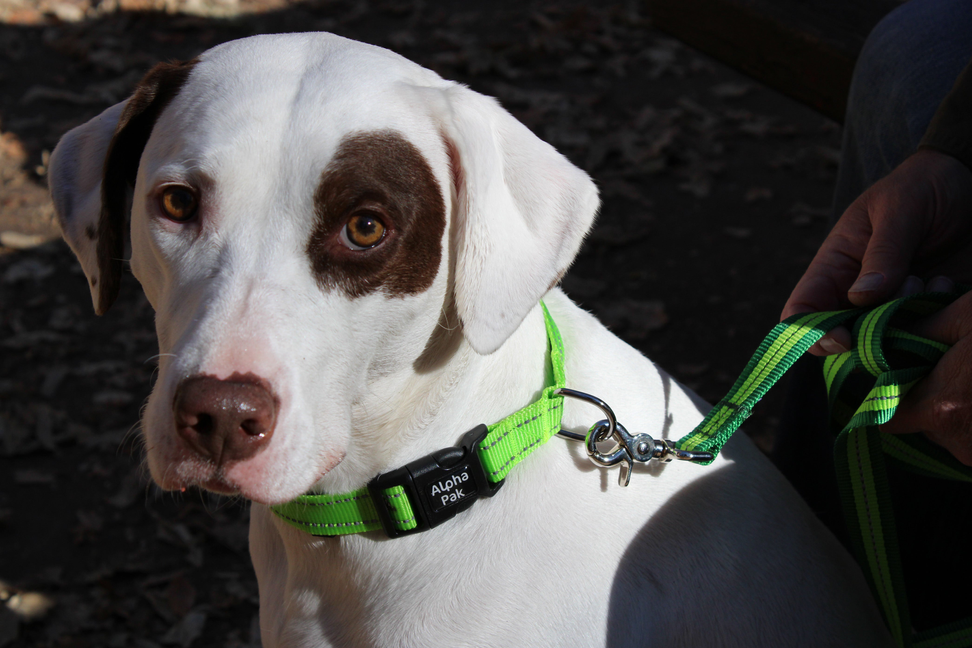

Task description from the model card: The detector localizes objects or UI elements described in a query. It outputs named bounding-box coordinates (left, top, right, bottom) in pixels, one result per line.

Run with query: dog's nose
left=173, top=375, right=277, bottom=465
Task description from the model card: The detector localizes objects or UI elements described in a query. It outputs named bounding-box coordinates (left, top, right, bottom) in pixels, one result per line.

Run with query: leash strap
left=825, top=294, right=972, bottom=648
left=676, top=309, right=863, bottom=462
left=271, top=302, right=566, bottom=537
left=674, top=290, right=972, bottom=648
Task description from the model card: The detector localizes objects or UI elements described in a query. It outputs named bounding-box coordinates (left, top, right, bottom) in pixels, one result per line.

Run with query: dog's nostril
left=195, top=413, right=215, bottom=435
left=173, top=374, right=278, bottom=464
left=240, top=419, right=265, bottom=437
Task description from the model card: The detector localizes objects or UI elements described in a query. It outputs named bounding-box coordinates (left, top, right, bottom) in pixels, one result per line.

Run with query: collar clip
left=367, top=424, right=503, bottom=538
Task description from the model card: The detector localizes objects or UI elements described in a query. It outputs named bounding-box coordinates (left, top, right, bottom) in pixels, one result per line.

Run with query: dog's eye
left=342, top=212, right=386, bottom=249
left=159, top=186, right=198, bottom=222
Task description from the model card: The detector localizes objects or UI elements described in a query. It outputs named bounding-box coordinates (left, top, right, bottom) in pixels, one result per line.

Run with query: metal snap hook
left=554, top=387, right=714, bottom=485
left=555, top=388, right=618, bottom=437
left=555, top=388, right=656, bottom=487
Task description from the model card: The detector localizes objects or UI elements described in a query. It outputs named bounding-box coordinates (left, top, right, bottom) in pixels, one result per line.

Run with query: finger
left=845, top=195, right=922, bottom=307
left=893, top=275, right=924, bottom=298
left=909, top=289, right=972, bottom=344
left=781, top=219, right=871, bottom=321
left=881, top=334, right=972, bottom=466
left=809, top=326, right=852, bottom=357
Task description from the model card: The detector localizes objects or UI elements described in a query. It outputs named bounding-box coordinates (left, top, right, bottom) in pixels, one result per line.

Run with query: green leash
left=825, top=294, right=972, bottom=648
left=670, top=289, right=972, bottom=648
left=271, top=301, right=567, bottom=537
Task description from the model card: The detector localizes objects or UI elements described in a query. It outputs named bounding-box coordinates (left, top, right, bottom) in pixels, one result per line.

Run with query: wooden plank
left=647, top=0, right=903, bottom=123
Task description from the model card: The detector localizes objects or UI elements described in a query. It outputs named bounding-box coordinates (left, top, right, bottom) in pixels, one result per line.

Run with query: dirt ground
left=0, top=1, right=843, bottom=645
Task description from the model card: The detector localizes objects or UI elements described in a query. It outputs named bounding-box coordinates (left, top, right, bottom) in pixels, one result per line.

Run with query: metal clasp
left=555, top=388, right=713, bottom=486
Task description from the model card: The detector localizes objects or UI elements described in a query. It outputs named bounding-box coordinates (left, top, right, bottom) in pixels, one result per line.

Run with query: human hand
left=782, top=149, right=972, bottom=353
left=781, top=149, right=972, bottom=464
left=878, top=283, right=972, bottom=466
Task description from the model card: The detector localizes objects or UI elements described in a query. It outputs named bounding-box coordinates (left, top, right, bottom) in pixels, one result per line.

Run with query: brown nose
left=173, top=374, right=277, bottom=465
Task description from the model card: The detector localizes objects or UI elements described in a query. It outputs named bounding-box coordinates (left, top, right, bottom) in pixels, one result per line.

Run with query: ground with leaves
left=0, top=1, right=841, bottom=646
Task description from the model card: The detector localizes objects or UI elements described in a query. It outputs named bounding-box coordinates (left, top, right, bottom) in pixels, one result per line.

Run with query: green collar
left=270, top=301, right=566, bottom=538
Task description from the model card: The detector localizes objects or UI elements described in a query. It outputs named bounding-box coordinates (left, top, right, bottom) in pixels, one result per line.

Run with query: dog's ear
left=439, top=85, right=599, bottom=355
left=48, top=60, right=196, bottom=315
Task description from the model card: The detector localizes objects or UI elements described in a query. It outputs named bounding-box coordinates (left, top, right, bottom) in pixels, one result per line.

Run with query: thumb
left=844, top=190, right=922, bottom=307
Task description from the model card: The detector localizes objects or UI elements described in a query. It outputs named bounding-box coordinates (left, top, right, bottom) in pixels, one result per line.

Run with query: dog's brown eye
left=343, top=213, right=386, bottom=249
left=159, top=186, right=198, bottom=222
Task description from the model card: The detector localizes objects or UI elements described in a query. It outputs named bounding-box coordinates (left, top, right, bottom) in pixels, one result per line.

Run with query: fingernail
left=849, top=272, right=885, bottom=294
left=818, top=337, right=848, bottom=355
left=927, top=276, right=954, bottom=293
left=896, top=275, right=924, bottom=298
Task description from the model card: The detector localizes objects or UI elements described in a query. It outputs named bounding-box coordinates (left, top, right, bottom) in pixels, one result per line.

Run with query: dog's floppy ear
left=440, top=85, right=599, bottom=355
left=48, top=60, right=196, bottom=315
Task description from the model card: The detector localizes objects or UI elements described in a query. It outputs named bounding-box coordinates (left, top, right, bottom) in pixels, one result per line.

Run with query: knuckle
left=954, top=448, right=972, bottom=468
left=954, top=294, right=972, bottom=328
left=928, top=395, right=972, bottom=436
left=923, top=395, right=972, bottom=466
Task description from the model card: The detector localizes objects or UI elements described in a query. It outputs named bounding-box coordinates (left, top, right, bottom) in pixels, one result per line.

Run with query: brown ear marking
left=307, top=130, right=446, bottom=298
left=96, top=59, right=197, bottom=315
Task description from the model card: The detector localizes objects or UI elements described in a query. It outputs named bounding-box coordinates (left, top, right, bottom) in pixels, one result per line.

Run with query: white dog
left=48, top=33, right=891, bottom=647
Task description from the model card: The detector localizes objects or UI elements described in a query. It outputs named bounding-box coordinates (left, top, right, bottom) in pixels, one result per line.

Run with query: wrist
left=912, top=147, right=972, bottom=183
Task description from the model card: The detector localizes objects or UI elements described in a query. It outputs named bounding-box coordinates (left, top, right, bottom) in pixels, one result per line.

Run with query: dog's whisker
left=117, top=419, right=144, bottom=457
left=144, top=353, right=177, bottom=364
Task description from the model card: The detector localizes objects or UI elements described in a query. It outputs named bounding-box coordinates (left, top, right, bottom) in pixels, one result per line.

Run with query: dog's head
left=49, top=33, right=598, bottom=504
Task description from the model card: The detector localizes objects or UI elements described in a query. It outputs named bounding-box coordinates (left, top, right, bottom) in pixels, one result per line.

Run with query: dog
left=47, top=32, right=891, bottom=647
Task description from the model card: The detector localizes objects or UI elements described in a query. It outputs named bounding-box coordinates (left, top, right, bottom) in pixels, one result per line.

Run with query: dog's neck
left=318, top=300, right=549, bottom=494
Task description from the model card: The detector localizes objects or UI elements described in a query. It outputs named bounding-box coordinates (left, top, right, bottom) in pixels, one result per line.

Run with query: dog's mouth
left=156, top=447, right=349, bottom=506
left=160, top=458, right=243, bottom=497
left=175, top=469, right=272, bottom=504
left=199, top=474, right=241, bottom=496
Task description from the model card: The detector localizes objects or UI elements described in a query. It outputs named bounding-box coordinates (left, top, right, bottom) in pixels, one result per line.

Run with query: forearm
left=919, top=56, right=972, bottom=171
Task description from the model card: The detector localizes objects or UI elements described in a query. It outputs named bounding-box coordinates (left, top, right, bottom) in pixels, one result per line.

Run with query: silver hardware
left=555, top=429, right=587, bottom=442
left=651, top=438, right=714, bottom=463
left=554, top=388, right=714, bottom=486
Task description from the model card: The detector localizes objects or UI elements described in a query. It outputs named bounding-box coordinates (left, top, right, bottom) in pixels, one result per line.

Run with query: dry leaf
left=161, top=609, right=206, bottom=647
left=165, top=576, right=196, bottom=619
left=723, top=227, right=752, bottom=239
left=744, top=187, right=773, bottom=202
left=711, top=82, right=751, bottom=98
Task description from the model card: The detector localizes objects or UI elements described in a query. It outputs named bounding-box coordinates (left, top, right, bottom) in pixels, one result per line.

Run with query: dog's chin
left=155, top=466, right=303, bottom=506
left=150, top=449, right=348, bottom=506
left=199, top=476, right=242, bottom=496
left=201, top=477, right=285, bottom=505
left=150, top=457, right=245, bottom=498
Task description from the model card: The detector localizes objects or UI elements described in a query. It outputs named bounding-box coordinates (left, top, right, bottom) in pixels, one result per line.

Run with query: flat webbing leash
left=671, top=289, right=972, bottom=648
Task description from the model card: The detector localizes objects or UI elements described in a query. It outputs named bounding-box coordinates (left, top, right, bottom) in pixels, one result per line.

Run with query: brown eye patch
left=307, top=131, right=446, bottom=298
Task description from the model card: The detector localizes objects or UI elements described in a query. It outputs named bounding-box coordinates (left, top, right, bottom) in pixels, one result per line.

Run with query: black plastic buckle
left=367, top=424, right=503, bottom=538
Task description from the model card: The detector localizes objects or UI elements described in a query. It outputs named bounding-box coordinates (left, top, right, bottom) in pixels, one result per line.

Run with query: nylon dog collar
left=271, top=301, right=566, bottom=538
